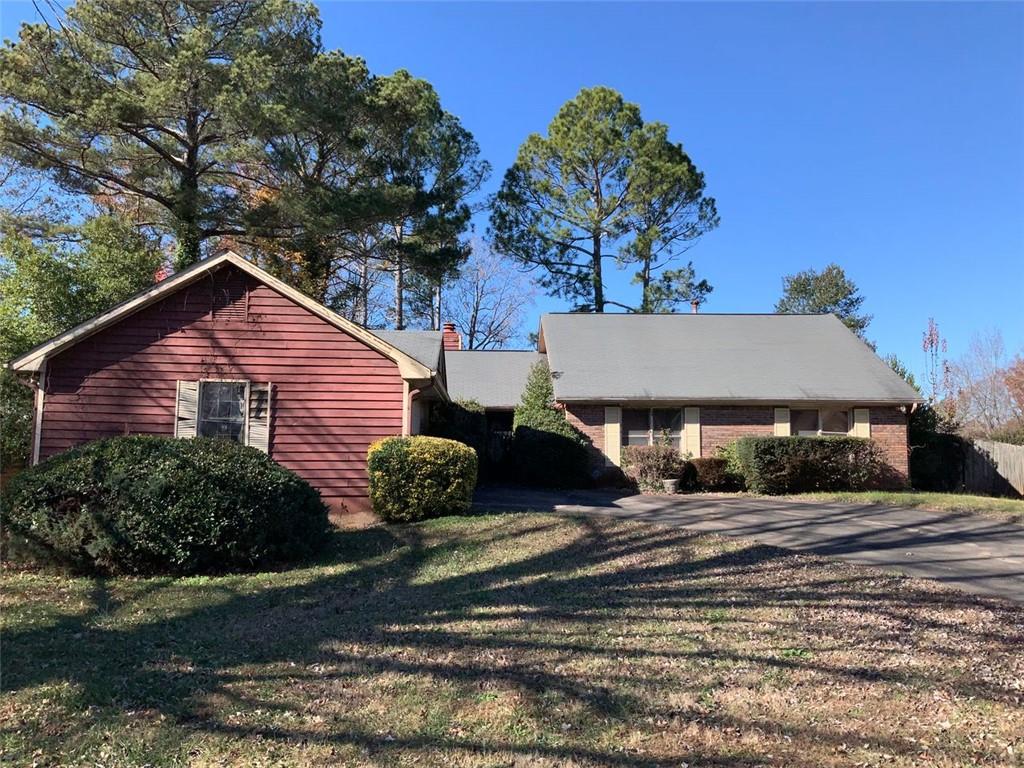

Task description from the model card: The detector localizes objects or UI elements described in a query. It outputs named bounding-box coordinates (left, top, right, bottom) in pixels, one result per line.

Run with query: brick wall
left=870, top=406, right=910, bottom=486
left=563, top=402, right=910, bottom=487
left=564, top=404, right=606, bottom=467
left=701, top=406, right=774, bottom=458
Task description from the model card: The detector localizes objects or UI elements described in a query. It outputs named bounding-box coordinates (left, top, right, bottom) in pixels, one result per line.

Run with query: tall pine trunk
left=174, top=102, right=203, bottom=269
left=359, top=260, right=369, bottom=327
left=391, top=256, right=403, bottom=331
left=393, top=224, right=405, bottom=330
left=639, top=247, right=653, bottom=313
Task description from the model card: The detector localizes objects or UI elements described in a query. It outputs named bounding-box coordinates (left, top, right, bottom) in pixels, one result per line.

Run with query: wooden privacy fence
left=963, top=440, right=1024, bottom=498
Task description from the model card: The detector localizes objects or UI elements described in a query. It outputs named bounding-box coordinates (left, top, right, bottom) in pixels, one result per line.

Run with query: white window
left=198, top=381, right=248, bottom=442
left=175, top=380, right=273, bottom=452
left=621, top=408, right=683, bottom=449
left=791, top=408, right=850, bottom=437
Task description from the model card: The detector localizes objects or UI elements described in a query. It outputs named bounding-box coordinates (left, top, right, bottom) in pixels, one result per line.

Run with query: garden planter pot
left=662, top=479, right=680, bottom=494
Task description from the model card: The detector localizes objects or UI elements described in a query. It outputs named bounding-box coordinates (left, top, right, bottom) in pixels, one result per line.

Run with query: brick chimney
left=442, top=322, right=462, bottom=351
left=691, top=300, right=700, bottom=314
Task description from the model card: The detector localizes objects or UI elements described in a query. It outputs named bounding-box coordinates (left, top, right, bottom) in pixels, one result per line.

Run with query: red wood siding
left=38, top=264, right=404, bottom=512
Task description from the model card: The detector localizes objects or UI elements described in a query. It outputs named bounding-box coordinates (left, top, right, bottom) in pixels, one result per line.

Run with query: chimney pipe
left=442, top=322, right=462, bottom=351
left=691, top=300, right=700, bottom=314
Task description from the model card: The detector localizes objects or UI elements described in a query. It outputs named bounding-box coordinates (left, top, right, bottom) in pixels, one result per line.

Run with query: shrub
left=715, top=442, right=747, bottom=490
left=367, top=436, right=478, bottom=522
left=910, top=433, right=967, bottom=491
left=1, top=436, right=329, bottom=575
left=428, top=399, right=488, bottom=455
left=510, top=360, right=590, bottom=487
left=690, top=457, right=735, bottom=491
left=621, top=444, right=687, bottom=491
left=427, top=398, right=512, bottom=481
left=733, top=436, right=885, bottom=495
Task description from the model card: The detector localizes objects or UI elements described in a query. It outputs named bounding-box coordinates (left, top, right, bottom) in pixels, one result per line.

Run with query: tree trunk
left=394, top=254, right=404, bottom=330
left=393, top=224, right=405, bottom=330
left=359, top=260, right=369, bottom=328
left=592, top=232, right=604, bottom=312
left=639, top=249, right=653, bottom=313
left=174, top=102, right=203, bottom=269
left=433, top=281, right=442, bottom=331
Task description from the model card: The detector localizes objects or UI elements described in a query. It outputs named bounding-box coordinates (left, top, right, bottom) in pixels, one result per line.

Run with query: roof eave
left=553, top=395, right=926, bottom=406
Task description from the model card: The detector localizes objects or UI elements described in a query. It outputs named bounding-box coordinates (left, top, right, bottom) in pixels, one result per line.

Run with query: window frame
left=790, top=407, right=851, bottom=437
left=197, top=379, right=250, bottom=444
left=620, top=407, right=684, bottom=451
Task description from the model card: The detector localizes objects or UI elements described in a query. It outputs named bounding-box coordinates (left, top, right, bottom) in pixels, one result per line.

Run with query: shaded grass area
left=786, top=490, right=1024, bottom=525
left=2, top=513, right=1022, bottom=767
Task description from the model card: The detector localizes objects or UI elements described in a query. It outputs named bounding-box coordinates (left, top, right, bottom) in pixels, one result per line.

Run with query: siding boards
left=39, top=264, right=404, bottom=510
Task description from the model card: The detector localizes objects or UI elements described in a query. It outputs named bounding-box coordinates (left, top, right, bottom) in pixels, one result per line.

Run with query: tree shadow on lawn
left=4, top=513, right=1022, bottom=767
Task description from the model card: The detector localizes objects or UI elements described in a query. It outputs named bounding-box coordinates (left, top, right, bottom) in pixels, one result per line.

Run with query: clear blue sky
left=2, top=1, right=1022, bottom=378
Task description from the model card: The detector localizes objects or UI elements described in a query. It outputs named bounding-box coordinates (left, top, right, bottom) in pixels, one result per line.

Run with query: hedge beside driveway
left=733, top=436, right=885, bottom=495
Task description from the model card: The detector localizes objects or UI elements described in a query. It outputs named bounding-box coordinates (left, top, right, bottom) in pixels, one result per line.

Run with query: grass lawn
left=784, top=490, right=1024, bottom=525
left=3, top=512, right=1022, bottom=767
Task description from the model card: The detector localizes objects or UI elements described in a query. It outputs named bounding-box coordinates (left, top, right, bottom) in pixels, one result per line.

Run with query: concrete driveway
left=473, top=487, right=1024, bottom=602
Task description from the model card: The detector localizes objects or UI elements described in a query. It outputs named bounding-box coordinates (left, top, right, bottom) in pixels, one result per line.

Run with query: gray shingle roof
left=540, top=313, right=923, bottom=404
left=374, top=330, right=443, bottom=371
left=445, top=351, right=543, bottom=408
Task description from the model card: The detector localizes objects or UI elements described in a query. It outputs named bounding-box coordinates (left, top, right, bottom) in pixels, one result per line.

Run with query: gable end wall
left=38, top=264, right=404, bottom=513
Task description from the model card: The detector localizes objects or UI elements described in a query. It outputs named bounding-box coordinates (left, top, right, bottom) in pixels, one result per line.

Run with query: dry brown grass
left=2, top=512, right=1022, bottom=767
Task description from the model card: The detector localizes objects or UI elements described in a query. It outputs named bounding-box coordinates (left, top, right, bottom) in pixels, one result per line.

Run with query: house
left=9, top=252, right=923, bottom=515
left=448, top=313, right=924, bottom=483
left=7, top=251, right=450, bottom=514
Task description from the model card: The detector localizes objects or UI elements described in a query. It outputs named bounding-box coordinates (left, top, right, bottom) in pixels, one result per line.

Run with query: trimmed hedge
left=733, top=436, right=884, bottom=495
left=622, top=444, right=686, bottom=492
left=1, top=436, right=329, bottom=574
left=367, top=436, right=478, bottom=522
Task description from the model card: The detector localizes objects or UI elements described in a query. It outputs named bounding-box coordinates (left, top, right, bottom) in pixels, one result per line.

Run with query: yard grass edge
left=781, top=489, right=1024, bottom=525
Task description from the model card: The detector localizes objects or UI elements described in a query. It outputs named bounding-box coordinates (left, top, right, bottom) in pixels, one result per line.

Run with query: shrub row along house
left=8, top=251, right=923, bottom=514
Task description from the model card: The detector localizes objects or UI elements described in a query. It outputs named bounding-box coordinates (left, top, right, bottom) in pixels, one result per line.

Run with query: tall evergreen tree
left=621, top=122, right=718, bottom=312
left=490, top=86, right=717, bottom=312
left=0, top=0, right=321, bottom=267
left=775, top=263, right=872, bottom=337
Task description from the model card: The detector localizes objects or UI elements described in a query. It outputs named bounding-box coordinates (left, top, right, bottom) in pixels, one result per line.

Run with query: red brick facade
left=869, top=406, right=910, bottom=482
left=564, top=403, right=910, bottom=487
left=564, top=404, right=606, bottom=467
left=701, top=406, right=775, bottom=457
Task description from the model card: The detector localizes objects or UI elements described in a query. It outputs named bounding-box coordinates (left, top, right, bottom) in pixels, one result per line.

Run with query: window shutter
left=684, top=407, right=701, bottom=458
left=604, top=406, right=621, bottom=466
left=175, top=381, right=199, bottom=438
left=852, top=408, right=871, bottom=438
left=247, top=382, right=272, bottom=452
left=774, top=407, right=791, bottom=437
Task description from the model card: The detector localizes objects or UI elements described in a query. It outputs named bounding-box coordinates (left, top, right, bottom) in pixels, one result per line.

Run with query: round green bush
left=1, top=436, right=330, bottom=574
left=367, top=436, right=478, bottom=523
